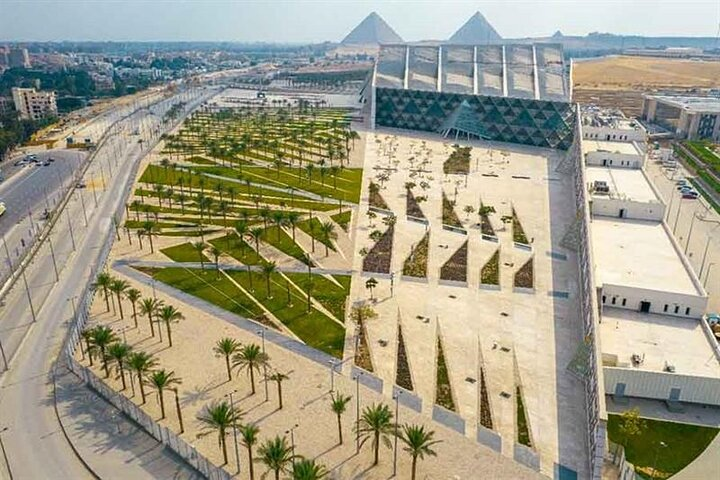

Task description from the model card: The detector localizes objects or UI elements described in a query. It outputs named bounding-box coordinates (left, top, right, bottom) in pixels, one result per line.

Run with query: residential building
left=11, top=87, right=58, bottom=121
left=642, top=95, right=720, bottom=141
left=8, top=47, right=31, bottom=68
left=581, top=107, right=647, bottom=143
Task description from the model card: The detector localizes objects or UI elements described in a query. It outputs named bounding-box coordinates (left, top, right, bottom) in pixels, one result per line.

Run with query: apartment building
left=11, top=87, right=58, bottom=121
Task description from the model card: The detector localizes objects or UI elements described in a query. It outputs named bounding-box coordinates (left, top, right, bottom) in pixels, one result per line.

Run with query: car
left=13, top=159, right=26, bottom=167
left=675, top=179, right=687, bottom=186
left=43, top=161, right=51, bottom=166
left=48, top=157, right=55, bottom=162
left=0, top=202, right=6, bottom=217
left=677, top=184, right=693, bottom=191
left=682, top=192, right=699, bottom=199
left=75, top=182, right=86, bottom=189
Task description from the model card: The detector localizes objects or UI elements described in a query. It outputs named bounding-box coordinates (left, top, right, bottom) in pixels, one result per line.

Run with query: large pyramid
left=341, top=12, right=404, bottom=45
left=448, top=12, right=502, bottom=44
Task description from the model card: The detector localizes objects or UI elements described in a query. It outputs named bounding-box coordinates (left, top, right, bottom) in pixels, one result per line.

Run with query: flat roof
left=585, top=166, right=660, bottom=203
left=646, top=95, right=720, bottom=114
left=591, top=218, right=701, bottom=296
left=600, top=307, right=720, bottom=377
left=582, top=140, right=641, bottom=156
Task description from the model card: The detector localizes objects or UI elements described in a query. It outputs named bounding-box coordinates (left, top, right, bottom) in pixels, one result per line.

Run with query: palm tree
left=146, top=369, right=181, bottom=420
left=213, top=337, right=241, bottom=382
left=81, top=328, right=97, bottom=366
left=107, top=342, right=132, bottom=390
left=232, top=343, right=269, bottom=395
left=286, top=211, right=300, bottom=241
left=292, top=458, right=328, bottom=480
left=235, top=220, right=249, bottom=253
left=239, top=423, right=260, bottom=480
left=89, top=325, right=118, bottom=378
left=197, top=401, right=242, bottom=466
left=356, top=403, right=396, bottom=466
left=257, top=436, right=295, bottom=480
left=156, top=304, right=184, bottom=347
left=94, top=272, right=112, bottom=312
left=210, top=246, right=222, bottom=277
left=217, top=200, right=230, bottom=228
left=249, top=227, right=264, bottom=261
left=261, top=261, right=277, bottom=298
left=330, top=392, right=352, bottom=445
left=398, top=424, right=441, bottom=480
left=365, top=277, right=378, bottom=300
left=140, top=297, right=163, bottom=337
left=128, top=351, right=156, bottom=404
left=319, top=221, right=337, bottom=257
left=268, top=370, right=289, bottom=410
left=271, top=211, right=285, bottom=240
left=192, top=241, right=206, bottom=269
left=125, top=288, right=142, bottom=328
left=140, top=221, right=160, bottom=253
left=108, top=278, right=129, bottom=319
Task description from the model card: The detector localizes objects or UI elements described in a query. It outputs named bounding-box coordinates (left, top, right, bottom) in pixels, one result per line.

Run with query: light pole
left=353, top=371, right=364, bottom=454
left=0, top=427, right=12, bottom=480
left=48, top=236, right=60, bottom=282
left=672, top=195, right=683, bottom=233
left=684, top=213, right=698, bottom=254
left=651, top=441, right=667, bottom=478
left=257, top=328, right=268, bottom=402
left=21, top=269, right=36, bottom=323
left=286, top=423, right=299, bottom=466
left=704, top=263, right=716, bottom=289
left=66, top=209, right=76, bottom=251
left=226, top=390, right=241, bottom=474
left=0, top=338, right=8, bottom=371
left=2, top=236, right=14, bottom=275
left=392, top=390, right=402, bottom=477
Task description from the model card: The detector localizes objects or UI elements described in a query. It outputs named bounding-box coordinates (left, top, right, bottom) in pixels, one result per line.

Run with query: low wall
left=604, top=367, right=720, bottom=406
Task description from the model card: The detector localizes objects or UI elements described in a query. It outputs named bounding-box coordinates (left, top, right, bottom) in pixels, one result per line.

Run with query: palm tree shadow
left=180, top=380, right=216, bottom=405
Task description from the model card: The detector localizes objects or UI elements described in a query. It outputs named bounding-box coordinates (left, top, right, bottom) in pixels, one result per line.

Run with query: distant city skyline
left=1, top=0, right=719, bottom=42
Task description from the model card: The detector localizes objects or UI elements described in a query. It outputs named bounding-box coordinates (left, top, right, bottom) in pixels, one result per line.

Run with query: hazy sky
left=2, top=0, right=719, bottom=42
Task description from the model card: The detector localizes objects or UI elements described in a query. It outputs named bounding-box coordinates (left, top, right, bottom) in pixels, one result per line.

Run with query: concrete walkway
left=55, top=362, right=201, bottom=480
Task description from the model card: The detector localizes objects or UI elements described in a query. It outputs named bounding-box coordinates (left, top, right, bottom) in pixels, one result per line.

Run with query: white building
left=582, top=115, right=647, bottom=143
left=642, top=95, right=720, bottom=142
left=586, top=166, right=665, bottom=221
left=11, top=87, right=58, bottom=121
left=582, top=140, right=645, bottom=169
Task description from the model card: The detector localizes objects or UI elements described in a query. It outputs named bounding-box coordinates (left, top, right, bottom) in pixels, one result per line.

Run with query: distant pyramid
left=341, top=12, right=404, bottom=45
left=448, top=12, right=502, bottom=44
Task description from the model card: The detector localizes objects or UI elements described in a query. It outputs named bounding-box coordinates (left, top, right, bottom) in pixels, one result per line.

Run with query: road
left=0, top=85, right=216, bottom=479
left=0, top=150, right=86, bottom=282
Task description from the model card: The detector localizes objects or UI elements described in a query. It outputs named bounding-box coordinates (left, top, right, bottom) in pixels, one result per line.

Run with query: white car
left=0, top=202, right=6, bottom=217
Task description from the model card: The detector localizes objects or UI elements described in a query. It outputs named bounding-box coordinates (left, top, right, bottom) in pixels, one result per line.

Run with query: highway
left=0, top=85, right=217, bottom=479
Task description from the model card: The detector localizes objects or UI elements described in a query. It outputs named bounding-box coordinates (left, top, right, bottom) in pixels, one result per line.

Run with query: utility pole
left=21, top=269, right=36, bottom=323
left=48, top=236, right=60, bottom=282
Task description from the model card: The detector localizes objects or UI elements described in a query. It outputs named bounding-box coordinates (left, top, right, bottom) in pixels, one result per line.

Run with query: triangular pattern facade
left=376, top=87, right=576, bottom=150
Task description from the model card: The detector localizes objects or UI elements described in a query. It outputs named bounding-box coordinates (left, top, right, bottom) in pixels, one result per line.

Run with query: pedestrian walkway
left=54, top=362, right=201, bottom=480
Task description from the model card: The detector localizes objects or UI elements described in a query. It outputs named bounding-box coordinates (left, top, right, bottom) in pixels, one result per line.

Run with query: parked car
left=75, top=181, right=86, bottom=189
left=682, top=192, right=699, bottom=199
left=0, top=202, right=5, bottom=217
left=675, top=179, right=687, bottom=186
left=42, top=161, right=51, bottom=166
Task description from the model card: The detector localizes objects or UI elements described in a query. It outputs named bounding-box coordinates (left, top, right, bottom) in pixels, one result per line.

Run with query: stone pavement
left=54, top=362, right=201, bottom=480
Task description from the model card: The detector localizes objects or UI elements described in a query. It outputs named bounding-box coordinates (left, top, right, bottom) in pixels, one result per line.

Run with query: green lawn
left=151, top=267, right=262, bottom=319
left=330, top=210, right=352, bottom=232
left=208, top=233, right=268, bottom=266
left=685, top=141, right=720, bottom=174
left=260, top=227, right=311, bottom=265
left=160, top=242, right=211, bottom=263
left=283, top=272, right=350, bottom=321
left=608, top=414, right=719, bottom=479
left=296, top=217, right=336, bottom=252
left=226, top=270, right=344, bottom=358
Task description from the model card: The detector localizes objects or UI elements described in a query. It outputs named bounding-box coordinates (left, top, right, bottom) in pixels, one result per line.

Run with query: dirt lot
left=572, top=55, right=720, bottom=116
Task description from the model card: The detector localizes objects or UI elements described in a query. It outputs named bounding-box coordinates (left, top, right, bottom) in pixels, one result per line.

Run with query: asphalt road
left=0, top=86, right=216, bottom=479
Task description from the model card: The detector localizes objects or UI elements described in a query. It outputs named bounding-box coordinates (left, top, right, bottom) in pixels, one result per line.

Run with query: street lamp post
left=225, top=390, right=241, bottom=473
left=2, top=236, right=14, bottom=275
left=699, top=239, right=712, bottom=280
left=392, top=390, right=401, bottom=477
left=684, top=213, right=698, bottom=254
left=48, top=236, right=60, bottom=282
left=0, top=339, right=8, bottom=371
left=651, top=441, right=667, bottom=478
left=0, top=427, right=12, bottom=480
left=257, top=329, right=269, bottom=402
left=21, top=269, right=36, bottom=323
left=353, top=371, right=364, bottom=454
left=66, top=210, right=76, bottom=251
left=286, top=423, right=299, bottom=466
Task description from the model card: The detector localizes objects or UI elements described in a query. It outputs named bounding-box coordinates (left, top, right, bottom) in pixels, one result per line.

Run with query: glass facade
left=375, top=87, right=576, bottom=150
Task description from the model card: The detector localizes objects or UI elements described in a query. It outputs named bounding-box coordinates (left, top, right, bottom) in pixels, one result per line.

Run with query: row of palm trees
left=94, top=272, right=184, bottom=347
left=81, top=325, right=181, bottom=421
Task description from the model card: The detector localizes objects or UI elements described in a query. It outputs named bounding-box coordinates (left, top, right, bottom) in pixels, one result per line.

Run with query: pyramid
left=341, top=12, right=404, bottom=45
left=448, top=12, right=502, bottom=44
left=438, top=101, right=490, bottom=140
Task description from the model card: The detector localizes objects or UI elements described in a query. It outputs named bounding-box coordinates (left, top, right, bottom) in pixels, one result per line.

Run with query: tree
left=365, top=277, right=378, bottom=300
left=210, top=245, right=222, bottom=277
left=239, top=423, right=260, bottom=480
left=463, top=205, right=475, bottom=220
left=268, top=370, right=290, bottom=410
left=89, top=325, right=118, bottom=378
left=140, top=220, right=160, bottom=253
left=232, top=343, right=269, bottom=395
left=107, top=342, right=133, bottom=391
left=81, top=328, right=97, bottom=366
left=197, top=400, right=243, bottom=466
left=261, top=261, right=277, bottom=298
left=286, top=211, right=300, bottom=242
left=146, top=369, right=181, bottom=420
left=125, top=288, right=142, bottom=328
left=292, top=458, right=328, bottom=480
left=356, top=403, right=395, bottom=466
left=330, top=392, right=352, bottom=445
left=257, top=436, right=295, bottom=480
left=250, top=227, right=264, bottom=261
left=235, top=220, right=249, bottom=253
left=618, top=407, right=647, bottom=449
left=140, top=297, right=163, bottom=337
left=191, top=241, right=206, bottom=269
left=271, top=211, right=285, bottom=240
left=214, top=337, right=241, bottom=382
left=156, top=304, right=184, bottom=347
left=398, top=424, right=441, bottom=480
left=94, top=272, right=113, bottom=312
left=319, top=221, right=337, bottom=257
left=108, top=278, right=129, bottom=319
left=128, top=351, right=156, bottom=404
